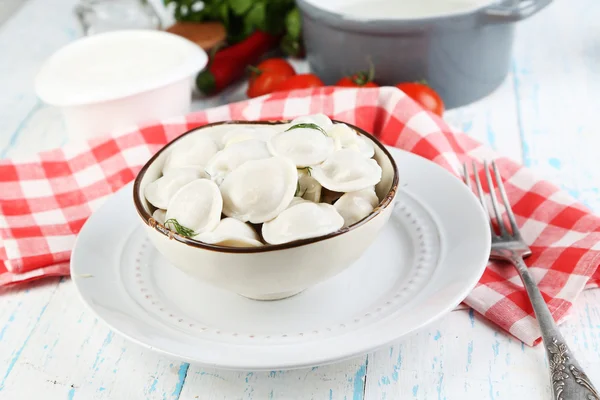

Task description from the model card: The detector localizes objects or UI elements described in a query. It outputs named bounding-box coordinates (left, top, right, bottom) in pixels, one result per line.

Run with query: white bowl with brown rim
left=133, top=120, right=399, bottom=300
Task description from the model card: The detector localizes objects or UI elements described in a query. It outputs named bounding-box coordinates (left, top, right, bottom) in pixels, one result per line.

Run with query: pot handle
left=481, top=0, right=552, bottom=23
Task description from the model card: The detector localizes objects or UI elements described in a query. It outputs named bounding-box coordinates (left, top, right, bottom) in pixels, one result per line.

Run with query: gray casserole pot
left=296, top=0, right=552, bottom=108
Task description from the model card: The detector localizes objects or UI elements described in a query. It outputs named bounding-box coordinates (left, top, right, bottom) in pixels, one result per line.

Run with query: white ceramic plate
left=71, top=147, right=490, bottom=370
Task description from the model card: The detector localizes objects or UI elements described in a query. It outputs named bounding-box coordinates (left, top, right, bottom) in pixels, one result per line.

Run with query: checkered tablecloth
left=2, top=87, right=599, bottom=345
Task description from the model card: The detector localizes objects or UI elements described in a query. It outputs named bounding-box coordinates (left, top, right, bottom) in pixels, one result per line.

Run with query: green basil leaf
left=245, top=2, right=267, bottom=32
left=285, top=8, right=301, bottom=39
left=285, top=123, right=327, bottom=136
left=228, top=0, right=253, bottom=16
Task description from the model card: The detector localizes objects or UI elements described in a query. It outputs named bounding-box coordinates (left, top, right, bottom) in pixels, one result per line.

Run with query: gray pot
left=297, top=0, right=552, bottom=109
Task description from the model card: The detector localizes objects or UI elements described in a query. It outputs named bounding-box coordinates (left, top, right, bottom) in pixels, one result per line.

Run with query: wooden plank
left=180, top=357, right=367, bottom=400
left=365, top=290, right=600, bottom=399
left=0, top=0, right=78, bottom=158
left=511, top=0, right=600, bottom=211
left=0, top=279, right=187, bottom=400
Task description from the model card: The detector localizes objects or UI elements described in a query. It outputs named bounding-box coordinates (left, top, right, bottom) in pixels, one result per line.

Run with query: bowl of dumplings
left=133, top=114, right=399, bottom=300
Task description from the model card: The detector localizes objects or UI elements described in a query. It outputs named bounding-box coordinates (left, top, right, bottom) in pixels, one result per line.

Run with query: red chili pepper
left=196, top=31, right=279, bottom=96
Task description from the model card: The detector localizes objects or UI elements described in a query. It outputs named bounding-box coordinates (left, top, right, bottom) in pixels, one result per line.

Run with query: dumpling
left=290, top=113, right=333, bottom=131
left=152, top=209, right=166, bottom=224
left=162, top=134, right=218, bottom=174
left=327, top=123, right=375, bottom=158
left=162, top=166, right=209, bottom=179
left=297, top=167, right=322, bottom=202
left=334, top=189, right=380, bottom=227
left=221, top=126, right=278, bottom=148
left=311, top=149, right=382, bottom=192
left=144, top=168, right=204, bottom=209
left=165, top=179, right=222, bottom=235
left=262, top=202, right=344, bottom=244
left=220, top=157, right=297, bottom=223
left=267, top=126, right=335, bottom=167
left=194, top=218, right=263, bottom=247
left=205, top=139, right=271, bottom=185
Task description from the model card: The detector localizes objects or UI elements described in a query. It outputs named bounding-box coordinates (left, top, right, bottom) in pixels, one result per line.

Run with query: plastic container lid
left=35, top=30, right=208, bottom=107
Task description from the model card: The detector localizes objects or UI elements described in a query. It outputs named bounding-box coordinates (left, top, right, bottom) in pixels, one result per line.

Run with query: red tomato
left=336, top=77, right=379, bottom=88
left=251, top=58, right=295, bottom=79
left=395, top=82, right=445, bottom=116
left=275, top=74, right=325, bottom=92
left=335, top=68, right=378, bottom=88
left=247, top=58, right=296, bottom=98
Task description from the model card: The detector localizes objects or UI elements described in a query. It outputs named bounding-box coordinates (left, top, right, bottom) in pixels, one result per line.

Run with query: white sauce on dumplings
left=165, top=179, right=222, bottom=234
left=290, top=113, right=333, bottom=131
left=194, top=217, right=263, bottom=247
left=205, top=139, right=271, bottom=185
left=297, top=168, right=322, bottom=202
left=144, top=168, right=203, bottom=209
left=311, top=149, right=382, bottom=192
left=220, top=157, right=297, bottom=223
left=262, top=202, right=344, bottom=244
left=334, top=189, right=380, bottom=227
left=162, top=134, right=218, bottom=173
left=268, top=127, right=335, bottom=167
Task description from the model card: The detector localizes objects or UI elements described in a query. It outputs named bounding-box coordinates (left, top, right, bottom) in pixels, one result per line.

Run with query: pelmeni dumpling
left=205, top=139, right=271, bottom=185
left=297, top=168, right=322, bottom=202
left=334, top=189, right=380, bottom=227
left=290, top=113, right=333, bottom=131
left=220, top=157, right=297, bottom=223
left=311, top=149, right=382, bottom=192
left=152, top=209, right=166, bottom=224
left=165, top=179, right=222, bottom=234
left=162, top=135, right=218, bottom=174
left=144, top=168, right=204, bottom=209
left=163, top=166, right=210, bottom=179
left=288, top=196, right=310, bottom=208
left=262, top=202, right=344, bottom=244
left=327, top=123, right=375, bottom=158
left=268, top=127, right=335, bottom=167
left=194, top=217, right=263, bottom=247
left=221, top=126, right=278, bottom=148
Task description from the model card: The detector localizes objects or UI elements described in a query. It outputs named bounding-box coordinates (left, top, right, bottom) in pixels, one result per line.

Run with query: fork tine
left=471, top=161, right=495, bottom=236
left=462, top=163, right=472, bottom=190
left=492, top=160, right=520, bottom=236
left=484, top=160, right=508, bottom=237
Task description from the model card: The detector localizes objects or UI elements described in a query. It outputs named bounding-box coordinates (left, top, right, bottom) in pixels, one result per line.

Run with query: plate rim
left=71, top=147, right=491, bottom=370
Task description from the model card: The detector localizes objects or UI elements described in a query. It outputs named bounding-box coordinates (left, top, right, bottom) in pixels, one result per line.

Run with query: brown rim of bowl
left=133, top=119, right=399, bottom=253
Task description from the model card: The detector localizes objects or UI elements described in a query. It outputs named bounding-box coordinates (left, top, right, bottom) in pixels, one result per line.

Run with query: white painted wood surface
left=1, top=0, right=599, bottom=399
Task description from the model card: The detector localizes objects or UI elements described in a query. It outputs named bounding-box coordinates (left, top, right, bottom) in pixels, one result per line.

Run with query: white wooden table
left=1, top=0, right=600, bottom=399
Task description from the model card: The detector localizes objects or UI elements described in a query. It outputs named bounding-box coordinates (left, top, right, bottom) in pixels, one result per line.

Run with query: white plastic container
left=35, top=30, right=208, bottom=140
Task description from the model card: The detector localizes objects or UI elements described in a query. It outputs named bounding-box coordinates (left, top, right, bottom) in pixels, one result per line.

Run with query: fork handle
left=510, top=254, right=599, bottom=400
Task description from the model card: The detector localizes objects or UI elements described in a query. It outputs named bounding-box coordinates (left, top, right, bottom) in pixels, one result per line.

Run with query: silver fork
left=464, top=160, right=599, bottom=400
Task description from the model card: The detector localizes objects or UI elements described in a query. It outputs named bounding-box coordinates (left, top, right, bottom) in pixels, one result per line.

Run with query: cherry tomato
left=275, top=74, right=325, bottom=92
left=250, top=58, right=295, bottom=79
left=395, top=82, right=445, bottom=116
left=335, top=67, right=378, bottom=88
left=247, top=58, right=296, bottom=98
left=336, top=77, right=379, bottom=88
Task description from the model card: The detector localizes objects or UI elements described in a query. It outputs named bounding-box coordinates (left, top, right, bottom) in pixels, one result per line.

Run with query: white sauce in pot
left=304, top=0, right=494, bottom=20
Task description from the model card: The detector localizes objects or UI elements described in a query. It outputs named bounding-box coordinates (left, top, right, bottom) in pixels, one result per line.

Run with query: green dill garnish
left=164, top=218, right=196, bottom=238
left=285, top=123, right=327, bottom=136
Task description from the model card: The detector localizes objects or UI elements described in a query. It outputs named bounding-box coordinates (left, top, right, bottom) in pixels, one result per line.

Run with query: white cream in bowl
left=35, top=30, right=207, bottom=140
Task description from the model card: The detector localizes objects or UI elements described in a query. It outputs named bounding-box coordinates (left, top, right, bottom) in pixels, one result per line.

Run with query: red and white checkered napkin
left=2, top=87, right=600, bottom=345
